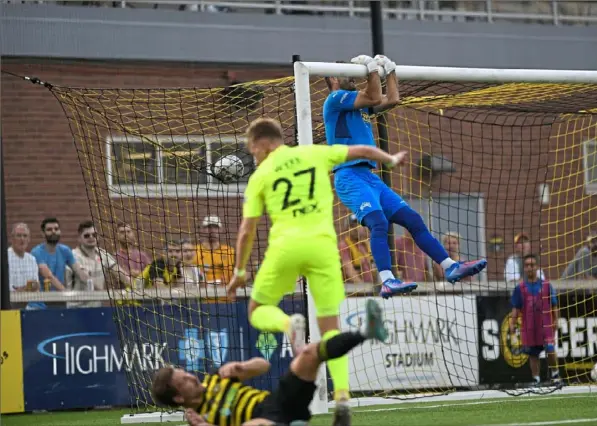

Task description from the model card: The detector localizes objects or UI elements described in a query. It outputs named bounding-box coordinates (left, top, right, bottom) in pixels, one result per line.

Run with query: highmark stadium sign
left=37, top=332, right=167, bottom=376
left=340, top=297, right=479, bottom=391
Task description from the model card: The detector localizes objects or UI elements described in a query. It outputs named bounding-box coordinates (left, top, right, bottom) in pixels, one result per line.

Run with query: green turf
left=2, top=394, right=597, bottom=426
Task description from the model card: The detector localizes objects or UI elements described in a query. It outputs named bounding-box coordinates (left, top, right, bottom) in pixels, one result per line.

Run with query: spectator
left=395, top=230, right=428, bottom=282
left=141, top=239, right=183, bottom=288
left=433, top=231, right=468, bottom=281
left=66, top=221, right=127, bottom=307
left=31, top=217, right=89, bottom=292
left=179, top=239, right=205, bottom=288
left=8, top=222, right=39, bottom=292
left=561, top=232, right=597, bottom=280
left=195, top=216, right=235, bottom=285
left=509, top=253, right=560, bottom=385
left=115, top=222, right=151, bottom=287
left=338, top=214, right=375, bottom=283
left=504, top=232, right=545, bottom=284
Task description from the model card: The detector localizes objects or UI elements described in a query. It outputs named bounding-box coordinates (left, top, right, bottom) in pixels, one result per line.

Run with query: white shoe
left=288, top=314, right=306, bottom=356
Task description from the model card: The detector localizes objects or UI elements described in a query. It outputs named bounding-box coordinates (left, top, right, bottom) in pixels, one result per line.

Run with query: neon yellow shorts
left=251, top=235, right=345, bottom=317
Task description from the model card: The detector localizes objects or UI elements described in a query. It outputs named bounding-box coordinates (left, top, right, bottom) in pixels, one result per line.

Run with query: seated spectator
left=504, top=233, right=545, bottom=284
left=561, top=232, right=597, bottom=280
left=195, top=216, right=235, bottom=285
left=433, top=231, right=468, bottom=281
left=31, top=217, right=89, bottom=292
left=395, top=230, right=429, bottom=282
left=115, top=222, right=151, bottom=288
left=8, top=222, right=39, bottom=292
left=338, top=215, right=375, bottom=284
left=66, top=221, right=127, bottom=308
left=179, top=239, right=205, bottom=288
left=142, top=239, right=184, bottom=288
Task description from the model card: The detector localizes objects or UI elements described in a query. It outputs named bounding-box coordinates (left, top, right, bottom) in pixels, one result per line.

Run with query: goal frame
left=121, top=62, right=597, bottom=423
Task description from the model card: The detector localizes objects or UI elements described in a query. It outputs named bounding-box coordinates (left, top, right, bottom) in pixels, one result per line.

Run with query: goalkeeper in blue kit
left=323, top=54, right=487, bottom=298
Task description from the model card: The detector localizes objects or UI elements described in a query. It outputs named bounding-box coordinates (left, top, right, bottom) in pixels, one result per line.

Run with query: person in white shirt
left=66, top=220, right=127, bottom=308
left=8, top=223, right=39, bottom=292
left=504, top=232, right=545, bottom=284
left=178, top=240, right=205, bottom=289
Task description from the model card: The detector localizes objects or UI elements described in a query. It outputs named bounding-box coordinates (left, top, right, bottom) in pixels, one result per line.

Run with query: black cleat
left=332, top=402, right=351, bottom=426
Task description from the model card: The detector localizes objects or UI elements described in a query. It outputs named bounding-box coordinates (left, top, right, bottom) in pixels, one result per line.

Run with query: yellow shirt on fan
left=195, top=243, right=235, bottom=284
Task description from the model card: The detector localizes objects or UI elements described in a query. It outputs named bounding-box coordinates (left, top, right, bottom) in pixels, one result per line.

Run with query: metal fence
left=6, top=0, right=597, bottom=25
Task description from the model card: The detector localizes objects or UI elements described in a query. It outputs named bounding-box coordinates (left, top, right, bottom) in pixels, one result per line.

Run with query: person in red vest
left=509, top=253, right=561, bottom=385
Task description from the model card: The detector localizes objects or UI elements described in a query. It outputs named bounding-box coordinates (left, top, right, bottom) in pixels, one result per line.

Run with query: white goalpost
left=120, top=62, right=597, bottom=423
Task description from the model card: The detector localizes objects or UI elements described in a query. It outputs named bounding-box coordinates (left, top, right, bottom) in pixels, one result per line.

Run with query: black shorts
left=253, top=371, right=317, bottom=424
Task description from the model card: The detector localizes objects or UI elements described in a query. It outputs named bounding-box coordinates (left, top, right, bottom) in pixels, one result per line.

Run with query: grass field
left=3, top=393, right=597, bottom=426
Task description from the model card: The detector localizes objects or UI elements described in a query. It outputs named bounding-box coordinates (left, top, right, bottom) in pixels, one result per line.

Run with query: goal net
left=38, top=63, right=597, bottom=419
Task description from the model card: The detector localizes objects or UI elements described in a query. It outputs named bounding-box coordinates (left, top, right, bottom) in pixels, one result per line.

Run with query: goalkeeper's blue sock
left=362, top=211, right=394, bottom=280
left=390, top=206, right=455, bottom=268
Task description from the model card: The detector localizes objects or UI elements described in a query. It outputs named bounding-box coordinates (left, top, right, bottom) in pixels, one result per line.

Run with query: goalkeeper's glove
left=374, top=54, right=397, bottom=75
left=351, top=54, right=380, bottom=74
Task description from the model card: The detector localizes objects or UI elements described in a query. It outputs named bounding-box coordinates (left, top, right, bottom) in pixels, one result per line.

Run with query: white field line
left=477, top=418, right=597, bottom=426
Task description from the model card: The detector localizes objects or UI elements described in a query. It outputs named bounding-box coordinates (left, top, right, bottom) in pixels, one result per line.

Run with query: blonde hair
left=442, top=231, right=461, bottom=245
left=245, top=118, right=284, bottom=145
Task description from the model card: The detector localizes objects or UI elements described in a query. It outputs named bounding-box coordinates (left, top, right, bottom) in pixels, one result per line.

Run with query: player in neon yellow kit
left=227, top=117, right=407, bottom=425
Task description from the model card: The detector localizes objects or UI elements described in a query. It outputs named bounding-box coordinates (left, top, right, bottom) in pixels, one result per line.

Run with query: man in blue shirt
left=31, top=217, right=89, bottom=292
left=323, top=54, right=487, bottom=298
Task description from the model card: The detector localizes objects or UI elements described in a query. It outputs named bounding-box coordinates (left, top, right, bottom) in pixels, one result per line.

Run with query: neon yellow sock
left=250, top=305, right=290, bottom=333
left=322, top=329, right=350, bottom=401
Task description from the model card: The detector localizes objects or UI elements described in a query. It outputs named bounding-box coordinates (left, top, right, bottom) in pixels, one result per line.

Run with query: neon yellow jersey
left=243, top=144, right=349, bottom=243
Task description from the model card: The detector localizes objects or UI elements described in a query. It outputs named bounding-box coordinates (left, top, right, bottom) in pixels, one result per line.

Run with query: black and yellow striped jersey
left=195, top=373, right=270, bottom=426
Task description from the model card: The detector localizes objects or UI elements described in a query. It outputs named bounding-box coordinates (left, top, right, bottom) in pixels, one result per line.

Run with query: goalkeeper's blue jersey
left=323, top=89, right=376, bottom=171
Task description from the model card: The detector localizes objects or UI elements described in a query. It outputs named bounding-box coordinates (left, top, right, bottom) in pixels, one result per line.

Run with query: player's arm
left=234, top=217, right=260, bottom=276
left=218, top=358, right=271, bottom=381
left=346, top=145, right=407, bottom=167
left=509, top=285, right=522, bottom=334
left=345, top=54, right=383, bottom=110
left=550, top=283, right=559, bottom=331
left=372, top=65, right=400, bottom=114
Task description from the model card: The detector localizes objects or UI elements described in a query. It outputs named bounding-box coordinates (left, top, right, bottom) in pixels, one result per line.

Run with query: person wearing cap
left=504, top=232, right=545, bottom=284
left=561, top=232, right=597, bottom=280
left=195, top=215, right=235, bottom=285
left=338, top=214, right=375, bottom=284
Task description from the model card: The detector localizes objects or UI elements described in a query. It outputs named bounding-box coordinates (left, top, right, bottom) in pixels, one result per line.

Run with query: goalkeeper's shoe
left=287, top=314, right=306, bottom=356
left=445, top=259, right=488, bottom=283
left=332, top=401, right=351, bottom=426
left=379, top=278, right=417, bottom=299
left=362, top=299, right=389, bottom=342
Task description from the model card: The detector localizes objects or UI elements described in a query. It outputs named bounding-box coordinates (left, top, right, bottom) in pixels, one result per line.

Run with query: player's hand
left=184, top=408, right=213, bottom=426
left=351, top=54, right=380, bottom=74
left=226, top=274, right=247, bottom=301
left=387, top=151, right=409, bottom=168
left=375, top=54, right=397, bottom=75
left=219, top=362, right=245, bottom=379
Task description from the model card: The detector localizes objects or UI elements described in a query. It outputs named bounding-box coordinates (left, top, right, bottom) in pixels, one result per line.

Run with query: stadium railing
left=36, top=0, right=597, bottom=25
left=10, top=279, right=597, bottom=305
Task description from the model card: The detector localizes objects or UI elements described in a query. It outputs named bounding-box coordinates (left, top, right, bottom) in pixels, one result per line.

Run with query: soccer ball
left=211, top=155, right=244, bottom=183
left=590, top=363, right=597, bottom=382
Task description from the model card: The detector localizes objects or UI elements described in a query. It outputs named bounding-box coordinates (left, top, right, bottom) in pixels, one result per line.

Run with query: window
left=106, top=135, right=255, bottom=198
left=583, top=139, right=597, bottom=195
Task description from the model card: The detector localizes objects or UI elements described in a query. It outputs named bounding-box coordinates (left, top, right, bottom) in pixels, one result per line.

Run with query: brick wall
left=2, top=58, right=596, bottom=280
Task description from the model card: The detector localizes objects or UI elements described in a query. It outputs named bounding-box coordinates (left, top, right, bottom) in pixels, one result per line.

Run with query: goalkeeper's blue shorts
left=334, top=165, right=408, bottom=224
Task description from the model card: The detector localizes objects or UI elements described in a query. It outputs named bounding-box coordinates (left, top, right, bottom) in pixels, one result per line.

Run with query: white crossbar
left=302, top=62, right=597, bottom=83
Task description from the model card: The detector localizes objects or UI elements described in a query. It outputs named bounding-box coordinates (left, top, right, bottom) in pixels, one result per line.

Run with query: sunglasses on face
left=83, top=233, right=97, bottom=239
left=524, top=263, right=537, bottom=267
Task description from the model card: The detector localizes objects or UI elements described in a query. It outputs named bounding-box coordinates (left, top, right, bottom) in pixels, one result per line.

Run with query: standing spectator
left=395, top=231, right=428, bottom=282
left=433, top=232, right=468, bottom=281
left=338, top=215, right=375, bottom=283
left=66, top=221, right=127, bottom=308
left=561, top=232, right=597, bottom=280
left=195, top=216, right=235, bottom=285
left=142, top=239, right=184, bottom=288
left=8, top=223, right=39, bottom=292
left=31, top=217, right=89, bottom=291
left=115, top=222, right=151, bottom=287
left=509, top=253, right=560, bottom=385
left=504, top=233, right=545, bottom=284
left=179, top=239, right=205, bottom=288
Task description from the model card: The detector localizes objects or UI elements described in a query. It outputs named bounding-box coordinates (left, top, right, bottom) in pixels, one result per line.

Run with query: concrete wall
left=2, top=3, right=597, bottom=69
